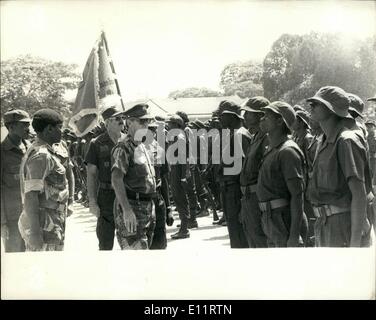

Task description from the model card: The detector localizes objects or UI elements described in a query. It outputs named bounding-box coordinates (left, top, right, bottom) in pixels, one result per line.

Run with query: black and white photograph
left=1, top=0, right=375, bottom=301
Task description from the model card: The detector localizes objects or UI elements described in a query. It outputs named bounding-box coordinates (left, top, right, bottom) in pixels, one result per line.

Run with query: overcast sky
left=1, top=0, right=375, bottom=101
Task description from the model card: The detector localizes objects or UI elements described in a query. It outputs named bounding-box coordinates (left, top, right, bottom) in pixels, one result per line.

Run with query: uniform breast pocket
left=46, top=159, right=67, bottom=187
left=317, top=158, right=338, bottom=191
left=98, top=150, right=110, bottom=168
left=135, top=164, right=149, bottom=177
left=2, top=172, right=20, bottom=188
left=2, top=163, right=21, bottom=187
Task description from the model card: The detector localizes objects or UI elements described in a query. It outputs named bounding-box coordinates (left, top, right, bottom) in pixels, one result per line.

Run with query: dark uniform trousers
left=220, top=181, right=248, bottom=248
left=240, top=191, right=267, bottom=248
left=4, top=220, right=26, bottom=252
left=314, top=210, right=371, bottom=247
left=261, top=206, right=291, bottom=248
left=184, top=164, right=200, bottom=217
left=194, top=166, right=209, bottom=210
left=170, top=165, right=190, bottom=230
left=150, top=189, right=167, bottom=250
left=97, top=188, right=116, bottom=250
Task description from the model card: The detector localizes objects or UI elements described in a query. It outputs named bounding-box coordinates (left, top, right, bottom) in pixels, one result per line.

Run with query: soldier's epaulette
left=26, top=144, right=50, bottom=162
left=339, top=129, right=365, bottom=149
left=92, top=132, right=105, bottom=143
left=112, top=137, right=133, bottom=157
left=280, top=139, right=305, bottom=159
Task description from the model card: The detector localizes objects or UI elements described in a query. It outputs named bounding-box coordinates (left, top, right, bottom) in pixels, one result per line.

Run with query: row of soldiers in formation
left=1, top=85, right=376, bottom=251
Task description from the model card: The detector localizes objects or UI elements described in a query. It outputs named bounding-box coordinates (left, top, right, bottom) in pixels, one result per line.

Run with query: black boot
left=171, top=221, right=190, bottom=239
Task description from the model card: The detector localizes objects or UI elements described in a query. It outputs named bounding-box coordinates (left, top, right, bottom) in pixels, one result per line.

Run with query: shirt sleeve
left=280, top=147, right=304, bottom=181
left=84, top=140, right=98, bottom=166
left=111, top=145, right=129, bottom=175
left=338, top=135, right=366, bottom=182
left=24, top=153, right=49, bottom=193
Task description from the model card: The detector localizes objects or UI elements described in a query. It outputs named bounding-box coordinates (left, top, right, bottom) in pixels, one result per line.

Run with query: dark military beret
left=33, top=108, right=63, bottom=125
left=123, top=103, right=154, bottom=119
left=242, top=96, right=270, bottom=113
left=4, top=109, right=31, bottom=124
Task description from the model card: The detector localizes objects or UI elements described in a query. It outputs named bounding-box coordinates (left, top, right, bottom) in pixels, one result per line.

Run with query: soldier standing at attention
left=18, top=109, right=68, bottom=251
left=145, top=120, right=171, bottom=249
left=239, top=97, right=270, bottom=248
left=256, top=102, right=305, bottom=247
left=111, top=104, right=156, bottom=249
left=176, top=111, right=201, bottom=226
left=85, top=106, right=125, bottom=250
left=307, top=86, right=370, bottom=247
left=1, top=109, right=31, bottom=252
left=167, top=115, right=193, bottom=239
left=291, top=110, right=314, bottom=246
left=218, top=101, right=251, bottom=248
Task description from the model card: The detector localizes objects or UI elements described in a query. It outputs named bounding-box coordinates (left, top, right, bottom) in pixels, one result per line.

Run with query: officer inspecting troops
left=85, top=105, right=125, bottom=250
left=307, top=86, right=370, bottom=247
left=239, top=97, right=270, bottom=248
left=1, top=109, right=31, bottom=252
left=111, top=103, right=156, bottom=250
left=256, top=101, right=305, bottom=247
left=18, top=109, right=68, bottom=251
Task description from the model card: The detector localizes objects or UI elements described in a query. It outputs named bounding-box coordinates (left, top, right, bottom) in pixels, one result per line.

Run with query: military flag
left=69, top=31, right=124, bottom=137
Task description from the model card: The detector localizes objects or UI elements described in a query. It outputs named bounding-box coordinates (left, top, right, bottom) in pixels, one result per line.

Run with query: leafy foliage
left=1, top=55, right=80, bottom=123
left=262, top=33, right=376, bottom=110
left=168, top=87, right=223, bottom=98
left=219, top=60, right=263, bottom=98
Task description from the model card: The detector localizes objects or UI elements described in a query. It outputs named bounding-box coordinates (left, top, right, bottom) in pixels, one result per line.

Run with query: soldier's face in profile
left=310, top=102, right=331, bottom=122
left=219, top=113, right=232, bottom=128
left=260, top=110, right=279, bottom=133
left=11, top=121, right=30, bottom=139
left=49, top=123, right=63, bottom=143
left=244, top=111, right=261, bottom=130
left=107, top=116, right=125, bottom=132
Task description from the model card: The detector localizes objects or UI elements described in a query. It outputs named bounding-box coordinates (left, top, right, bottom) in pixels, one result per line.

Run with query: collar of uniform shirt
left=251, top=130, right=266, bottom=144
left=268, top=134, right=288, bottom=150
left=35, top=136, right=55, bottom=153
left=325, top=118, right=352, bottom=144
left=2, top=135, right=20, bottom=151
left=126, top=133, right=139, bottom=146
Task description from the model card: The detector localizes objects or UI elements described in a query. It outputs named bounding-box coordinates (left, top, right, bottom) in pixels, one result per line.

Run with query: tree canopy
left=1, top=55, right=80, bottom=122
left=219, top=60, right=263, bottom=98
left=168, top=87, right=223, bottom=99
left=262, top=32, right=376, bottom=108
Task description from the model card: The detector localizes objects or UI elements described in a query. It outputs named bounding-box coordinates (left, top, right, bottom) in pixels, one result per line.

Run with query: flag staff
left=101, top=30, right=125, bottom=111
